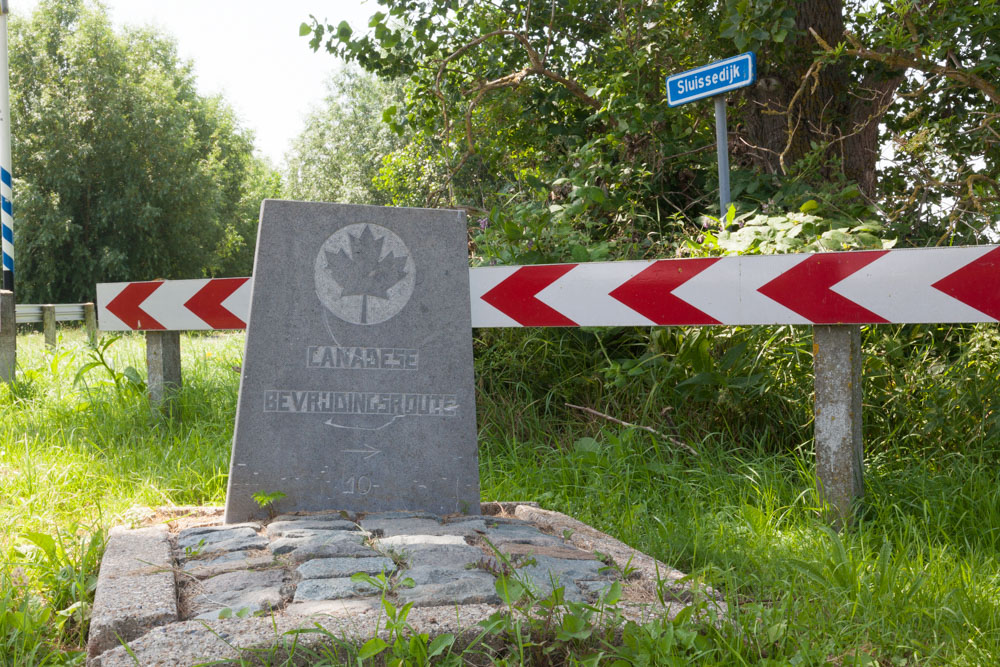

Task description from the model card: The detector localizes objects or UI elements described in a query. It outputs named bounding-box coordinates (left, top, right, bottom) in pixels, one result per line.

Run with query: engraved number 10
left=344, top=476, right=372, bottom=495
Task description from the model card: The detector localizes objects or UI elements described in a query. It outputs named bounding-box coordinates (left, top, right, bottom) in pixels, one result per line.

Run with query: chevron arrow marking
left=832, top=246, right=998, bottom=323
left=757, top=251, right=890, bottom=324
left=185, top=277, right=251, bottom=329
left=104, top=282, right=165, bottom=330
left=480, top=264, right=579, bottom=326
left=609, top=258, right=722, bottom=325
left=931, top=246, right=1000, bottom=321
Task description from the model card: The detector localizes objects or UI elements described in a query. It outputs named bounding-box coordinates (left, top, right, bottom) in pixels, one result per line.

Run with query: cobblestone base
left=87, top=502, right=724, bottom=666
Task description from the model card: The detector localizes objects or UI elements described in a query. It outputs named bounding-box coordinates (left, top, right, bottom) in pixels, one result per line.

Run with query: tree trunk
left=740, top=0, right=903, bottom=198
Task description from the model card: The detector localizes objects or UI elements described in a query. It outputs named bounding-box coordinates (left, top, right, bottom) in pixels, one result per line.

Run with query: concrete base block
left=813, top=325, right=864, bottom=525
left=87, top=526, right=178, bottom=659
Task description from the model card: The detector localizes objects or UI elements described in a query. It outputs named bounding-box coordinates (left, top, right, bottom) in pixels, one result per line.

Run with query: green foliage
left=689, top=206, right=896, bottom=256
left=720, top=0, right=797, bottom=52
left=841, top=0, right=1000, bottom=244
left=210, top=156, right=284, bottom=279
left=0, top=328, right=238, bottom=660
left=251, top=490, right=287, bottom=519
left=303, top=0, right=724, bottom=262
left=9, top=0, right=274, bottom=302
left=72, top=334, right=145, bottom=398
left=301, top=0, right=999, bottom=253
left=251, top=490, right=287, bottom=509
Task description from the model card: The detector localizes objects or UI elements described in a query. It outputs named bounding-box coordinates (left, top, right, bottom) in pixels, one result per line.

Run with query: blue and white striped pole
left=0, top=0, right=13, bottom=292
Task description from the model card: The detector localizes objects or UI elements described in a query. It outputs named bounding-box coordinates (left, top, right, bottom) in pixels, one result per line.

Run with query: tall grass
left=0, top=329, right=241, bottom=664
left=1, top=324, right=999, bottom=663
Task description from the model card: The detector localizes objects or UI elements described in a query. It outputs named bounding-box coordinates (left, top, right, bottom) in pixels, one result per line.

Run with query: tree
left=9, top=0, right=267, bottom=302
left=304, top=0, right=998, bottom=254
left=209, top=156, right=283, bottom=279
left=720, top=0, right=1000, bottom=243
left=283, top=67, right=407, bottom=205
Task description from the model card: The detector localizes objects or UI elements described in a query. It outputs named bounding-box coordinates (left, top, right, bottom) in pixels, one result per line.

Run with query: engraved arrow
left=341, top=443, right=382, bottom=459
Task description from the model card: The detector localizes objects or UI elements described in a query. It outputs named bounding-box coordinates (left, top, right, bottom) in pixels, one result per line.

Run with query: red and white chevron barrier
left=97, top=246, right=1000, bottom=331
left=97, top=277, right=251, bottom=331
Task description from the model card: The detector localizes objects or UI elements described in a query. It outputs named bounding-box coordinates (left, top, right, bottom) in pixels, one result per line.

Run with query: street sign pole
left=666, top=52, right=755, bottom=219
left=714, top=95, right=730, bottom=216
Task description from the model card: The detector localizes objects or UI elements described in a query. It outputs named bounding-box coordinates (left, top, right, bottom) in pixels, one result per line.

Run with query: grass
left=1, top=324, right=999, bottom=664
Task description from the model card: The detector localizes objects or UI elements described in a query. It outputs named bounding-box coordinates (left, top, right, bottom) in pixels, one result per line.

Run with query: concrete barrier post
left=83, top=302, right=97, bottom=344
left=146, top=330, right=181, bottom=415
left=813, top=325, right=864, bottom=525
left=42, top=304, right=56, bottom=348
left=0, top=290, right=14, bottom=382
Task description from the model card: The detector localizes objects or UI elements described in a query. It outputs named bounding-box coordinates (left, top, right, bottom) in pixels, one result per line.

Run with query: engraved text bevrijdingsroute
left=306, top=346, right=418, bottom=370
left=263, top=390, right=458, bottom=416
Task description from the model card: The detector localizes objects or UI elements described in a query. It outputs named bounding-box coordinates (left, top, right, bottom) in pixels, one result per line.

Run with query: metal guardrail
left=16, top=303, right=90, bottom=324
left=4, top=301, right=97, bottom=349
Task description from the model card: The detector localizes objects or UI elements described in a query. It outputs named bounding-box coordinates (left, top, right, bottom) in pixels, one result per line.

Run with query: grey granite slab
left=284, top=598, right=381, bottom=617
left=182, top=552, right=278, bottom=578
left=178, top=523, right=261, bottom=538
left=225, top=202, right=479, bottom=521
left=360, top=510, right=438, bottom=521
left=271, top=511, right=356, bottom=523
left=270, top=531, right=375, bottom=561
left=397, top=571, right=500, bottom=607
left=515, top=555, right=610, bottom=599
left=268, top=527, right=362, bottom=541
left=294, top=578, right=379, bottom=602
left=266, top=519, right=357, bottom=537
left=177, top=526, right=259, bottom=550
left=403, top=564, right=481, bottom=586
left=190, top=570, right=286, bottom=620
left=377, top=534, right=468, bottom=549
left=196, top=534, right=270, bottom=556
left=297, top=556, right=396, bottom=579
left=396, top=543, right=486, bottom=567
left=481, top=522, right=565, bottom=547
left=361, top=517, right=487, bottom=537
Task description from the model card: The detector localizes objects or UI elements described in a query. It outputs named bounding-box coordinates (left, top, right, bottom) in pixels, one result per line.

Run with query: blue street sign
left=665, top=52, right=756, bottom=107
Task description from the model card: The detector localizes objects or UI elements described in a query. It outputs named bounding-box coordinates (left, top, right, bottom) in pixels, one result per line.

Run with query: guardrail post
left=0, top=290, right=14, bottom=382
left=42, top=304, right=56, bottom=348
left=146, top=331, right=181, bottom=415
left=83, top=302, right=97, bottom=344
left=813, top=325, right=864, bottom=525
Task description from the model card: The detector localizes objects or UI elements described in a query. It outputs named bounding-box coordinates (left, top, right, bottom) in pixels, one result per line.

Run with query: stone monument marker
left=224, top=201, right=479, bottom=522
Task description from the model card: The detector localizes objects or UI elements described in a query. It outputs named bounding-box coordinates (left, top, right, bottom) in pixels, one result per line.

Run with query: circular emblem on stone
left=314, top=223, right=415, bottom=325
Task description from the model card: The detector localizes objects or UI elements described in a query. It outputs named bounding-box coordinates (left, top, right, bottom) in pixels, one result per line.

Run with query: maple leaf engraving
left=325, top=224, right=409, bottom=324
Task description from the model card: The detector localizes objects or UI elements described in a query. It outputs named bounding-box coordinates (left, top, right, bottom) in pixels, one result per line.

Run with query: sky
left=10, top=0, right=379, bottom=165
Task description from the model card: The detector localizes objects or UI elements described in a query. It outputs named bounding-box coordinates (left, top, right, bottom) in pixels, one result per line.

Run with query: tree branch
left=426, top=27, right=605, bottom=206
left=810, top=28, right=1000, bottom=105
left=565, top=403, right=699, bottom=457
